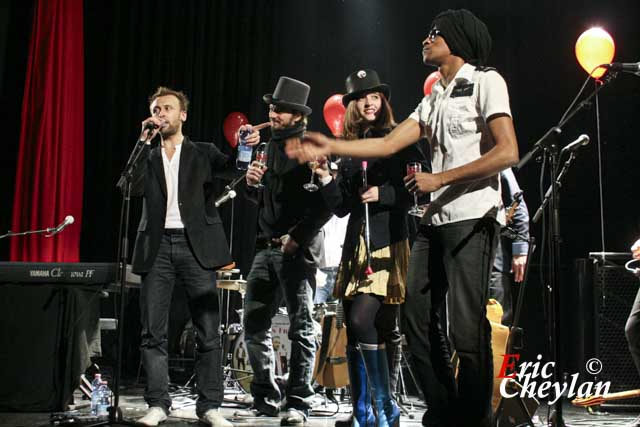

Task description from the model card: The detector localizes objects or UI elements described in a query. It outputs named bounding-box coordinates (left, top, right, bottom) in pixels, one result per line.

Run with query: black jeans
left=140, top=231, right=222, bottom=417
left=243, top=247, right=316, bottom=410
left=404, top=218, right=498, bottom=427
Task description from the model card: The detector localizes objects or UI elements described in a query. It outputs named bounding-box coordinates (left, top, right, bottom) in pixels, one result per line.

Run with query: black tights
left=343, top=293, right=399, bottom=345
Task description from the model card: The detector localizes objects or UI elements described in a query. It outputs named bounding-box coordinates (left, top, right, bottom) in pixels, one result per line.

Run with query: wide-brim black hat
left=263, top=76, right=312, bottom=115
left=342, top=69, right=390, bottom=107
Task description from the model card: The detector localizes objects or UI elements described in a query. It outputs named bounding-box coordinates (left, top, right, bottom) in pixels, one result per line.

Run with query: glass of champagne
left=303, top=157, right=320, bottom=192
left=407, top=162, right=425, bottom=217
left=249, top=143, right=267, bottom=189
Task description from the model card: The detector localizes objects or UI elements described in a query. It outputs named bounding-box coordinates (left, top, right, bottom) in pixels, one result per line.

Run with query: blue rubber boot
left=339, top=345, right=375, bottom=427
left=359, top=343, right=401, bottom=427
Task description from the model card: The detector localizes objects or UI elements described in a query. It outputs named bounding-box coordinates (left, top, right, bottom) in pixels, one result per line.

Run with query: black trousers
left=140, top=231, right=222, bottom=417
left=404, top=218, right=499, bottom=427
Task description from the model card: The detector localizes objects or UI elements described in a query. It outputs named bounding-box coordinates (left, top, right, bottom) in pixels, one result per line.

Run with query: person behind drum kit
left=314, top=161, right=350, bottom=305
left=314, top=69, right=428, bottom=427
left=625, top=238, right=640, bottom=427
left=235, top=341, right=247, bottom=371
left=238, top=76, right=333, bottom=426
left=286, top=9, right=520, bottom=426
left=130, top=87, right=236, bottom=427
left=488, top=168, right=529, bottom=326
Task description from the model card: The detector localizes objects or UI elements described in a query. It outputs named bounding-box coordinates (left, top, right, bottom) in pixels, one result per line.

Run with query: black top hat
left=263, top=76, right=312, bottom=115
left=342, top=69, right=390, bottom=107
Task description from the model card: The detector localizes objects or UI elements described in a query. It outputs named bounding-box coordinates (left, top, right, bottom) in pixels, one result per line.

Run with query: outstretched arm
left=286, top=117, right=422, bottom=162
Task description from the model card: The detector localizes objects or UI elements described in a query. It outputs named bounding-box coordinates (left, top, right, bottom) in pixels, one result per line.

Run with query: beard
left=160, top=122, right=179, bottom=137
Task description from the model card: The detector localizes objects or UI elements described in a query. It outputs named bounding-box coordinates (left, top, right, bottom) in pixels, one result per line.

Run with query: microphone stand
left=532, top=151, right=577, bottom=224
left=0, top=224, right=63, bottom=239
left=92, top=135, right=151, bottom=426
left=214, top=173, right=247, bottom=207
left=515, top=71, right=618, bottom=427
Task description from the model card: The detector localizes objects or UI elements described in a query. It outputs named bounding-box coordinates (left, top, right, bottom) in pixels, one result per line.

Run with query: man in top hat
left=286, top=9, right=519, bottom=427
left=237, top=76, right=332, bottom=426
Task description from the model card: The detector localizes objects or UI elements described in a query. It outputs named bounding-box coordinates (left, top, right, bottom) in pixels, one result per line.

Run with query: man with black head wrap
left=286, top=8, right=519, bottom=427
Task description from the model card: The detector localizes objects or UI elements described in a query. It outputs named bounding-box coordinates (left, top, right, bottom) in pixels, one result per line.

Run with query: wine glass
left=303, top=158, right=320, bottom=192
left=249, top=143, right=267, bottom=189
left=406, top=162, right=425, bottom=217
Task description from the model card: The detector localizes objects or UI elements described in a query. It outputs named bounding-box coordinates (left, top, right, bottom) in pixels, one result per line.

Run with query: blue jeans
left=243, top=247, right=316, bottom=410
left=314, top=266, right=338, bottom=304
left=140, top=231, right=222, bottom=417
left=404, top=219, right=498, bottom=427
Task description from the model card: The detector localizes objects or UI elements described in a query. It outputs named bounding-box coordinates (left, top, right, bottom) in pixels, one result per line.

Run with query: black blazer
left=320, top=129, right=429, bottom=253
left=130, top=137, right=233, bottom=274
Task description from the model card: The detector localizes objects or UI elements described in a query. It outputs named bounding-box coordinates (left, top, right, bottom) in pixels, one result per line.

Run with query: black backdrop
left=2, top=0, right=640, bottom=372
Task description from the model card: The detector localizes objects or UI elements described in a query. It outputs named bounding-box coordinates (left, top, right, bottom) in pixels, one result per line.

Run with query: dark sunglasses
left=269, top=104, right=294, bottom=114
left=426, top=27, right=442, bottom=42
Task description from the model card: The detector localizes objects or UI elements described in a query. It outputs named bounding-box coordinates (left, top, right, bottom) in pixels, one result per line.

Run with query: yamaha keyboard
left=0, top=262, right=117, bottom=285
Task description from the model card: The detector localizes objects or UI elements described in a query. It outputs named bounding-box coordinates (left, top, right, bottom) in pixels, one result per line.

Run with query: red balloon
left=222, top=112, right=248, bottom=148
left=323, top=94, right=346, bottom=137
left=423, top=71, right=442, bottom=96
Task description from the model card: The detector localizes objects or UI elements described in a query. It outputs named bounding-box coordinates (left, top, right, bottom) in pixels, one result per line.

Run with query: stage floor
left=1, top=383, right=639, bottom=427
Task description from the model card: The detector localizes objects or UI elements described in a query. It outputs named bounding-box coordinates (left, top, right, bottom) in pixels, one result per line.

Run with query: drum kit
left=176, top=265, right=344, bottom=400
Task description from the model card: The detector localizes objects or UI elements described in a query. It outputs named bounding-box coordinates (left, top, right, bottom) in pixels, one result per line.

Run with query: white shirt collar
left=433, top=63, right=476, bottom=94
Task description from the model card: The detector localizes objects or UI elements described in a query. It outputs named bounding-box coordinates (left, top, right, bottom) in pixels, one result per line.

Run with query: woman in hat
left=317, top=69, right=428, bottom=427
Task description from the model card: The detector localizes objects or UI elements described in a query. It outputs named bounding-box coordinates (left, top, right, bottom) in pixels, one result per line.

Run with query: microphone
left=143, top=120, right=167, bottom=131
left=48, top=215, right=75, bottom=237
left=214, top=189, right=237, bottom=207
left=560, top=134, right=589, bottom=153
left=605, top=62, right=640, bottom=74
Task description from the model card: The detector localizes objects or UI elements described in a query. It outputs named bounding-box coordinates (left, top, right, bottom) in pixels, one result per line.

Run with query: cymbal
left=216, top=269, right=241, bottom=279
left=217, top=279, right=247, bottom=292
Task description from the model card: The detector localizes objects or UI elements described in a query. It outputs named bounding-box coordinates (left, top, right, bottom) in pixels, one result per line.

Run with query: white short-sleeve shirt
left=409, top=63, right=511, bottom=226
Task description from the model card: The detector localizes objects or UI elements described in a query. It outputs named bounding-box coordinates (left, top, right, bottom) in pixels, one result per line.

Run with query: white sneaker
left=200, top=408, right=233, bottom=427
left=137, top=407, right=168, bottom=426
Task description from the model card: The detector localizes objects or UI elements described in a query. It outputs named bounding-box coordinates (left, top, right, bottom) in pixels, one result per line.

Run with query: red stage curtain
left=10, top=0, right=84, bottom=262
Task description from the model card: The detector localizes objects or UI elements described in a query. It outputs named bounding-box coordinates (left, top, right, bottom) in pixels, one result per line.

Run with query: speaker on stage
left=0, top=285, right=99, bottom=411
left=573, top=254, right=640, bottom=409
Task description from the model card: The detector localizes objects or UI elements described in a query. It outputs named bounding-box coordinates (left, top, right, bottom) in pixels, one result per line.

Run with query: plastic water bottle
left=236, top=128, right=253, bottom=170
left=90, top=373, right=102, bottom=415
left=96, top=381, right=111, bottom=418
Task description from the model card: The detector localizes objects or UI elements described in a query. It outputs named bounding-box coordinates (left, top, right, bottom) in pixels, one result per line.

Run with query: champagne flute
left=407, top=162, right=425, bottom=217
left=249, top=143, right=268, bottom=189
left=303, top=157, right=320, bottom=192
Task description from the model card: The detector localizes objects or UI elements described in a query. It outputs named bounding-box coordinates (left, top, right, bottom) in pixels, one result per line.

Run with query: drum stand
left=217, top=196, right=251, bottom=404
left=394, top=340, right=422, bottom=418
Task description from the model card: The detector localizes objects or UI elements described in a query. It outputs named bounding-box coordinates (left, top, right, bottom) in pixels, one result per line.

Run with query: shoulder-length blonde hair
left=342, top=92, right=396, bottom=140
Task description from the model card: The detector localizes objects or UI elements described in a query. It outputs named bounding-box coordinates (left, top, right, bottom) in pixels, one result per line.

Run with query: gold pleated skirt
left=333, top=234, right=409, bottom=304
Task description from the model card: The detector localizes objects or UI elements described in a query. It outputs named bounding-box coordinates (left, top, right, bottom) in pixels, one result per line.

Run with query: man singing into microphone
left=235, top=76, right=332, bottom=426
left=130, top=86, right=234, bottom=427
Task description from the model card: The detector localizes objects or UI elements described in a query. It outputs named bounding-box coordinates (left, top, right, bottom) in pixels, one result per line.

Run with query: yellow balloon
left=575, top=27, right=615, bottom=78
